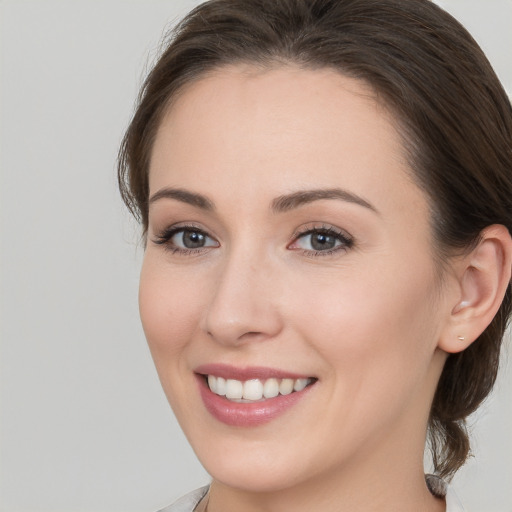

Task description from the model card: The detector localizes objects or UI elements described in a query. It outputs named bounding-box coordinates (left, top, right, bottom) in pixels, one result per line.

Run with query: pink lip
left=194, top=364, right=316, bottom=427
left=194, top=363, right=311, bottom=381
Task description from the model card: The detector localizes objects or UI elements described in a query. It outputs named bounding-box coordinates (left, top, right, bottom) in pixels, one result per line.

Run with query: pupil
left=183, top=231, right=205, bottom=248
left=311, top=233, right=335, bottom=251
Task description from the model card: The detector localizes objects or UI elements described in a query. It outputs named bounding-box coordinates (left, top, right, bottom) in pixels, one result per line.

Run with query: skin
left=140, top=65, right=459, bottom=512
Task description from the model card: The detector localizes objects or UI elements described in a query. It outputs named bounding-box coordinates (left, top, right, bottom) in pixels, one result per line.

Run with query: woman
left=118, top=1, right=512, bottom=510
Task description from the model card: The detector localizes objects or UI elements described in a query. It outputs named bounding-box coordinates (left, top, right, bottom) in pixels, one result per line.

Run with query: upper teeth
left=207, top=375, right=311, bottom=401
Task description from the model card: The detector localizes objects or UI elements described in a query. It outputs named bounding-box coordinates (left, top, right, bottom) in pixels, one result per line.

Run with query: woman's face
left=140, top=66, right=450, bottom=492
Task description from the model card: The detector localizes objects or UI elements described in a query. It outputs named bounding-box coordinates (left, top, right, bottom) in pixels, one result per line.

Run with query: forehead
left=149, top=64, right=424, bottom=216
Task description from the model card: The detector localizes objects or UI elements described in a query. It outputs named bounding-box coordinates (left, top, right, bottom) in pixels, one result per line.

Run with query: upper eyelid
left=152, top=223, right=217, bottom=243
left=151, top=222, right=353, bottom=247
left=153, top=222, right=211, bottom=236
left=288, top=224, right=354, bottom=253
left=291, top=223, right=352, bottom=239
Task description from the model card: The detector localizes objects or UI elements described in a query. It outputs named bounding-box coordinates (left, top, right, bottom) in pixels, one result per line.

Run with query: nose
left=201, top=248, right=283, bottom=346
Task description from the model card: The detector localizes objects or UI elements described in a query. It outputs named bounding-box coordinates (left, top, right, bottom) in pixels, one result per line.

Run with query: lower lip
left=196, top=375, right=315, bottom=427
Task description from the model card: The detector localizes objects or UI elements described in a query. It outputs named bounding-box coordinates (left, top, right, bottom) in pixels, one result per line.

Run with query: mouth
left=204, top=375, right=315, bottom=402
left=194, top=364, right=317, bottom=426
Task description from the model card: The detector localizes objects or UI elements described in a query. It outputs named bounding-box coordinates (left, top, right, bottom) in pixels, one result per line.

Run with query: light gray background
left=0, top=1, right=511, bottom=511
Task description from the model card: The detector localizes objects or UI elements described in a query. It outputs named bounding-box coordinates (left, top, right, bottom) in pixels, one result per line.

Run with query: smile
left=195, top=364, right=317, bottom=426
left=207, top=375, right=313, bottom=402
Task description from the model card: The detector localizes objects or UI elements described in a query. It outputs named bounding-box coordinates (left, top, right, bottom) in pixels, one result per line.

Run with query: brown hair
left=118, top=0, right=512, bottom=479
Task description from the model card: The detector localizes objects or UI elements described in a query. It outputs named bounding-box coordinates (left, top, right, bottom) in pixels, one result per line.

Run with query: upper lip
left=194, top=363, right=313, bottom=381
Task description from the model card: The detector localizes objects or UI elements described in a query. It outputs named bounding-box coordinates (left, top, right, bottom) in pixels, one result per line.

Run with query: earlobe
left=438, top=225, right=512, bottom=354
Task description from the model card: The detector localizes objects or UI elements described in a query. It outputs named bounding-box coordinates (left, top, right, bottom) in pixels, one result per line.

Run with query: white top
left=158, top=480, right=466, bottom=512
left=158, top=486, right=209, bottom=512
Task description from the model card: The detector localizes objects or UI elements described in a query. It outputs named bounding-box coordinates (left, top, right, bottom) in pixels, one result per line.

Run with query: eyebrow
left=149, top=186, right=378, bottom=215
left=271, top=188, right=379, bottom=214
left=149, top=187, right=214, bottom=210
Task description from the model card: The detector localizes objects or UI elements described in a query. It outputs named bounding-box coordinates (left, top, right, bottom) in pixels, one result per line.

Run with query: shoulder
left=156, top=486, right=210, bottom=512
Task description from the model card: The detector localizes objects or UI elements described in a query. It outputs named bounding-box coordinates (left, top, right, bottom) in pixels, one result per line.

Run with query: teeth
left=243, top=379, right=263, bottom=400
left=208, top=374, right=216, bottom=392
left=263, top=378, right=279, bottom=398
left=279, top=378, right=294, bottom=395
left=207, top=375, right=313, bottom=401
left=225, top=379, right=243, bottom=399
left=216, top=376, right=227, bottom=395
left=294, top=378, right=308, bottom=392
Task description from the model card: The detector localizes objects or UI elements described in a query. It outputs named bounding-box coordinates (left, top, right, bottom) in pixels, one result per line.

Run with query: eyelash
left=152, top=224, right=217, bottom=256
left=289, top=224, right=354, bottom=257
left=151, top=223, right=354, bottom=257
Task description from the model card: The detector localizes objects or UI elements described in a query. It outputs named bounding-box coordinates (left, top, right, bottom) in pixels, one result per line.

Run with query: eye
left=152, top=225, right=219, bottom=253
left=289, top=225, right=353, bottom=255
left=171, top=229, right=217, bottom=249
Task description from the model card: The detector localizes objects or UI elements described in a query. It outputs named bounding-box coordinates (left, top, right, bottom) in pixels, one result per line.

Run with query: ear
left=438, top=225, right=512, bottom=354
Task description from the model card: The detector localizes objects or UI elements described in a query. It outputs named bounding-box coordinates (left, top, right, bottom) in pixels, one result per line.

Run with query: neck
left=206, top=418, right=445, bottom=512
left=207, top=459, right=445, bottom=512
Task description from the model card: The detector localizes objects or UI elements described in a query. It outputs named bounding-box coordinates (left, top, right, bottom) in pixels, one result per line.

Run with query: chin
left=204, top=458, right=307, bottom=494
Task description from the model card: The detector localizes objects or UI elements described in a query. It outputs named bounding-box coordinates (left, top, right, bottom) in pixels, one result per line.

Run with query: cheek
left=292, top=260, right=439, bottom=390
left=291, top=266, right=441, bottom=449
left=138, top=255, right=201, bottom=360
